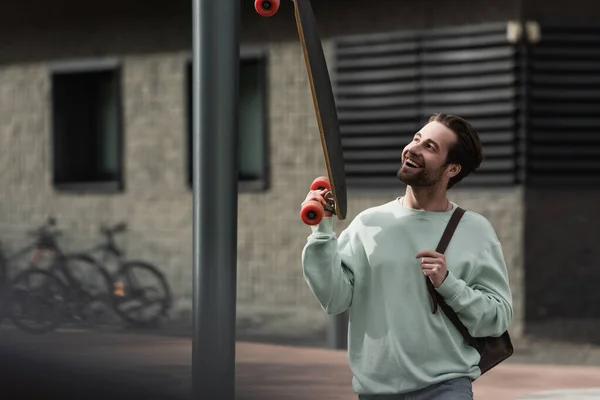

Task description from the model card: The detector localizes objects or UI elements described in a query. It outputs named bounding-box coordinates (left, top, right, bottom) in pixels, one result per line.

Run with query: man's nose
left=406, top=147, right=421, bottom=157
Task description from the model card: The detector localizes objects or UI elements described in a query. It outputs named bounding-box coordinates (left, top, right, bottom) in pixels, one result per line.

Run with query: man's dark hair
left=428, top=113, right=483, bottom=189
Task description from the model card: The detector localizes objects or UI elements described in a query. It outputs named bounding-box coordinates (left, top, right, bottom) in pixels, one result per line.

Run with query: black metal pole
left=192, top=0, right=239, bottom=398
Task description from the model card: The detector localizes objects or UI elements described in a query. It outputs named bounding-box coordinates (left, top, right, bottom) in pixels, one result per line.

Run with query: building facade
left=1, top=0, right=600, bottom=344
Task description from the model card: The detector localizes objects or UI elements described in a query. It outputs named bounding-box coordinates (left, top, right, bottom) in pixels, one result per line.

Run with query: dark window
left=186, top=51, right=269, bottom=191
left=51, top=63, right=123, bottom=192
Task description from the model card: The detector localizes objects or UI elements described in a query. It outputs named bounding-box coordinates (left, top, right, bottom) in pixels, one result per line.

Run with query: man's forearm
left=436, top=271, right=513, bottom=337
left=302, top=218, right=355, bottom=315
left=436, top=242, right=513, bottom=337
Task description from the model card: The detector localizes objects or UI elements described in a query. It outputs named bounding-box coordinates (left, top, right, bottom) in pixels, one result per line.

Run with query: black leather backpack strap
left=426, top=207, right=466, bottom=314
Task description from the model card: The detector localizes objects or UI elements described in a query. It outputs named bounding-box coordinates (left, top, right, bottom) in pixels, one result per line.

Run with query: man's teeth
left=406, top=159, right=420, bottom=168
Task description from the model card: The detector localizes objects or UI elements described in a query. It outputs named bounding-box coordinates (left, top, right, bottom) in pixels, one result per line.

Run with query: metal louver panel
left=333, top=30, right=422, bottom=189
left=421, top=22, right=519, bottom=187
left=332, top=22, right=521, bottom=189
left=527, top=26, right=600, bottom=186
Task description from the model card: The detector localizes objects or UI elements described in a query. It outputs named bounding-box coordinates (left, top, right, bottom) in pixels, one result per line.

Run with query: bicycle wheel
left=51, top=254, right=118, bottom=326
left=7, top=269, right=67, bottom=334
left=112, top=260, right=172, bottom=328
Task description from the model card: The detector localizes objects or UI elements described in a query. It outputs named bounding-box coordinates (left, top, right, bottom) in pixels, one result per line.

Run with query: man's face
left=397, top=121, right=458, bottom=187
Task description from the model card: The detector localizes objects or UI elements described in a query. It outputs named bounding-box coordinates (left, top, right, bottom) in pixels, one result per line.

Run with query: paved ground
left=2, top=324, right=600, bottom=400
left=520, top=389, right=600, bottom=399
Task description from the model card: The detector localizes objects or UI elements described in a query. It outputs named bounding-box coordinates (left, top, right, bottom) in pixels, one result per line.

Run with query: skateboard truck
left=301, top=176, right=336, bottom=225
left=322, top=191, right=336, bottom=215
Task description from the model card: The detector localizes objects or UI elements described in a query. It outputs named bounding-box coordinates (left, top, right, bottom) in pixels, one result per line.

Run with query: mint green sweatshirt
left=302, top=198, right=513, bottom=395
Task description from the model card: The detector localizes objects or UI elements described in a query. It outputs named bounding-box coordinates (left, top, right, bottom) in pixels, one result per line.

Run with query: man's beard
left=397, top=162, right=446, bottom=187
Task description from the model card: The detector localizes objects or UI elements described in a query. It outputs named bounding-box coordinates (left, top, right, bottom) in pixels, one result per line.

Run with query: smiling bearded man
left=300, top=113, right=513, bottom=400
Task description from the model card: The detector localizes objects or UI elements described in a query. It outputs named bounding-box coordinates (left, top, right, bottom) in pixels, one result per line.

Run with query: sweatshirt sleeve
left=301, top=217, right=357, bottom=315
left=435, top=240, right=513, bottom=338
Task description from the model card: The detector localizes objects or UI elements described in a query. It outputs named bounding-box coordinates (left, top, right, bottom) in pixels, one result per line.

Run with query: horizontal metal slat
left=345, top=176, right=400, bottom=188
left=457, top=174, right=517, bottom=186
left=528, top=131, right=600, bottom=143
left=338, top=108, right=419, bottom=122
left=479, top=131, right=516, bottom=143
left=530, top=47, right=600, bottom=59
left=527, top=175, right=600, bottom=186
left=335, top=30, right=419, bottom=47
left=335, top=81, right=419, bottom=96
left=336, top=41, right=418, bottom=57
left=422, top=60, right=515, bottom=77
left=422, top=47, right=514, bottom=64
left=531, top=75, right=600, bottom=86
left=539, top=33, right=600, bottom=43
left=422, top=21, right=508, bottom=38
left=483, top=145, right=516, bottom=157
left=342, top=136, right=413, bottom=149
left=530, top=117, right=600, bottom=129
left=419, top=115, right=517, bottom=132
left=477, top=159, right=516, bottom=172
left=344, top=149, right=402, bottom=162
left=540, top=25, right=600, bottom=32
left=529, top=60, right=600, bottom=72
left=422, top=74, right=516, bottom=91
left=458, top=117, right=516, bottom=131
left=422, top=88, right=516, bottom=104
left=336, top=95, right=419, bottom=109
left=336, top=54, right=418, bottom=69
left=335, top=68, right=419, bottom=83
left=528, top=147, right=600, bottom=157
left=341, top=122, right=420, bottom=135
left=422, top=34, right=509, bottom=50
left=528, top=160, right=600, bottom=170
left=422, top=103, right=516, bottom=117
left=530, top=103, right=600, bottom=115
left=346, top=163, right=403, bottom=174
left=530, top=88, right=600, bottom=100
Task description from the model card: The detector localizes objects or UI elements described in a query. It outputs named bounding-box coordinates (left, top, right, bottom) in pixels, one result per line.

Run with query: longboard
left=255, top=0, right=347, bottom=225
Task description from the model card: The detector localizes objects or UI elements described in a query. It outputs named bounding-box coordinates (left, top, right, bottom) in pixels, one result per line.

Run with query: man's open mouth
left=404, top=157, right=423, bottom=169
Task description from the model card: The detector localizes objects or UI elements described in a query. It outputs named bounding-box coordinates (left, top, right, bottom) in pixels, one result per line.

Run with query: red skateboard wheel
left=310, top=176, right=330, bottom=191
left=301, top=200, right=324, bottom=225
left=255, top=0, right=280, bottom=17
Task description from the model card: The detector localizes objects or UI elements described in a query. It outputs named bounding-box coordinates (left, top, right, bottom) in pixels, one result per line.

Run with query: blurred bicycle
left=0, top=218, right=68, bottom=334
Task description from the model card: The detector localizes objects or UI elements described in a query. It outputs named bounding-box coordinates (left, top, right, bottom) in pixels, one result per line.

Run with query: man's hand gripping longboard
left=300, top=176, right=335, bottom=225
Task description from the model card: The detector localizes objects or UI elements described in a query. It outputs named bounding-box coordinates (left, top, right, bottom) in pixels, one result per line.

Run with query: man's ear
left=447, top=164, right=461, bottom=179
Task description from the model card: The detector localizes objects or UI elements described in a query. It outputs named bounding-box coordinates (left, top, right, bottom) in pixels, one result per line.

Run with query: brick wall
left=0, top=54, right=195, bottom=307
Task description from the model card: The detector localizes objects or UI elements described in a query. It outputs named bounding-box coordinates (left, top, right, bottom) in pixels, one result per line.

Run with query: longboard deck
left=292, top=0, right=347, bottom=220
